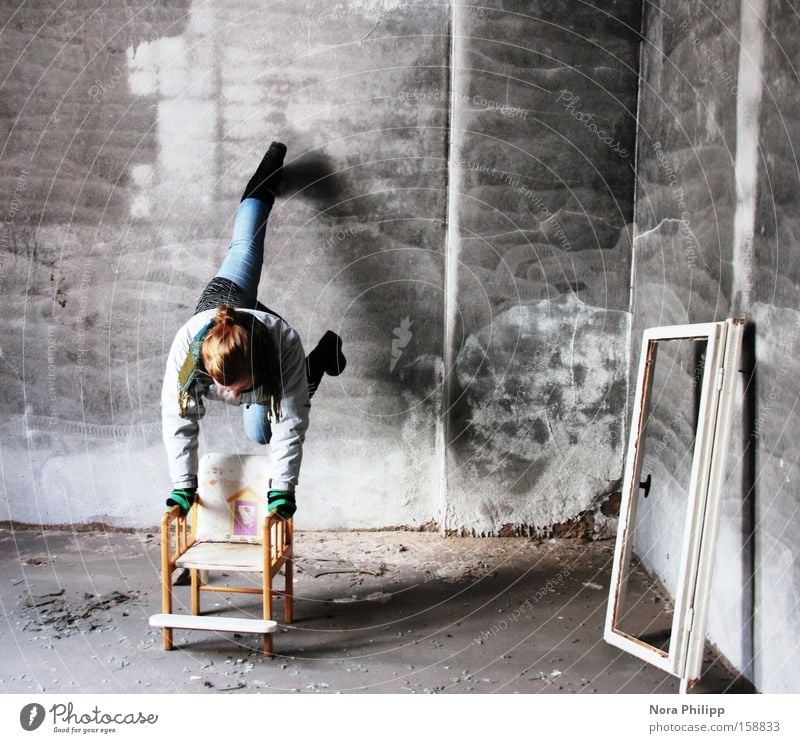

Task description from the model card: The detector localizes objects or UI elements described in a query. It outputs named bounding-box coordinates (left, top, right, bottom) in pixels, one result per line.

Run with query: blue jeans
left=215, top=197, right=274, bottom=445
left=217, top=198, right=270, bottom=300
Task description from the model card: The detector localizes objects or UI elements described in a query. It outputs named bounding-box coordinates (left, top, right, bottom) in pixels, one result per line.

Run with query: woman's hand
left=166, top=488, right=196, bottom=515
left=267, top=489, right=296, bottom=519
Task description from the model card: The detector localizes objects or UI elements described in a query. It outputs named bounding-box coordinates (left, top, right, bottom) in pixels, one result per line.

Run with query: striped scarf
left=177, top=320, right=214, bottom=417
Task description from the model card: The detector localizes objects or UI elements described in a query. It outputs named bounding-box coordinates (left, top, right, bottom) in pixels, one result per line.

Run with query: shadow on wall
left=282, top=150, right=343, bottom=210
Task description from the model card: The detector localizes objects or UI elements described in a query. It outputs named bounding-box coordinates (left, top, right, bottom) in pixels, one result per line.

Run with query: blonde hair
left=201, top=304, right=282, bottom=421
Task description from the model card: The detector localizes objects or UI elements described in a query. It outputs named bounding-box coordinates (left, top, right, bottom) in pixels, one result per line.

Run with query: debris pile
left=19, top=589, right=137, bottom=638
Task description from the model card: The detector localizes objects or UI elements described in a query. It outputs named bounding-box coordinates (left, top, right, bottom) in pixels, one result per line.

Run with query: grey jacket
left=161, top=308, right=310, bottom=492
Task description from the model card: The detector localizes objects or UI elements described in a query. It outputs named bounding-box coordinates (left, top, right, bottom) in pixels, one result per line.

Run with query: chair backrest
left=196, top=453, right=271, bottom=543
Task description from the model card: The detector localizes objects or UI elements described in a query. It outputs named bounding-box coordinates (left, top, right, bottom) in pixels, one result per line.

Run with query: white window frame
left=604, top=317, right=744, bottom=692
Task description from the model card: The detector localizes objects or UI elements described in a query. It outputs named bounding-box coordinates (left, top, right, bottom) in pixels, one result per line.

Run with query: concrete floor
left=0, top=528, right=751, bottom=694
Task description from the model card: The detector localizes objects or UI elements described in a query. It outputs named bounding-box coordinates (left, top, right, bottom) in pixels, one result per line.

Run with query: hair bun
left=214, top=303, right=237, bottom=327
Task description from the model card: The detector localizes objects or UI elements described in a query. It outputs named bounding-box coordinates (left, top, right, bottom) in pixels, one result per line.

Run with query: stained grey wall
left=2, top=0, right=795, bottom=692
left=0, top=0, right=450, bottom=530
left=632, top=0, right=800, bottom=693
left=0, top=0, right=641, bottom=534
left=444, top=0, right=641, bottom=533
left=629, top=0, right=741, bottom=671
left=751, top=0, right=800, bottom=693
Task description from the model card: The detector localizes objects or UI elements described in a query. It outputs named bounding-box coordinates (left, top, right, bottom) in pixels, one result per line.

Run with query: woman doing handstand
left=160, top=142, right=345, bottom=520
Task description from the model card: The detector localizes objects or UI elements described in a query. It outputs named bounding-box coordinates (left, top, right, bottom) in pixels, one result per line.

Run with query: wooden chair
left=151, top=453, right=293, bottom=655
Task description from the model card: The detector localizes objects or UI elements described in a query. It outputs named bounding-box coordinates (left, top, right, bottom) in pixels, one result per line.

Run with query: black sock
left=305, top=331, right=346, bottom=399
left=241, top=142, right=287, bottom=204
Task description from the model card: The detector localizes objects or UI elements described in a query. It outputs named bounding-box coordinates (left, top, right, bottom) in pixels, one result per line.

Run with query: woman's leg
left=229, top=194, right=273, bottom=442
left=216, top=197, right=272, bottom=303
left=210, top=142, right=287, bottom=304
left=243, top=330, right=347, bottom=445
left=216, top=145, right=287, bottom=442
left=243, top=403, right=273, bottom=444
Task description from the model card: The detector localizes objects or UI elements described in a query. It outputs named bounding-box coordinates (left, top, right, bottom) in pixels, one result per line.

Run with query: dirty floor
left=0, top=528, right=752, bottom=694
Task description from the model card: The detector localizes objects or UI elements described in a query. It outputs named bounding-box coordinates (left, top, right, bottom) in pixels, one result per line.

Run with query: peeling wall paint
left=447, top=295, right=629, bottom=535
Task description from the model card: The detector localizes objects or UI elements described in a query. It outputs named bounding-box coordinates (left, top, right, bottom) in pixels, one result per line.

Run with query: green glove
left=166, top=488, right=196, bottom=516
left=267, top=489, right=296, bottom=519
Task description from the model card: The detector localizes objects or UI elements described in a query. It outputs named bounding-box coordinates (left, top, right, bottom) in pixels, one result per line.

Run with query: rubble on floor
left=0, top=528, right=752, bottom=694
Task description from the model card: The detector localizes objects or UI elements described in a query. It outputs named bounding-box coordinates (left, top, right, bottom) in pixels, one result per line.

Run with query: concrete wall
left=2, top=0, right=797, bottom=692
left=632, top=0, right=800, bottom=693
left=0, top=0, right=450, bottom=530
left=444, top=0, right=641, bottom=534
left=0, top=0, right=641, bottom=534
left=628, top=0, right=741, bottom=660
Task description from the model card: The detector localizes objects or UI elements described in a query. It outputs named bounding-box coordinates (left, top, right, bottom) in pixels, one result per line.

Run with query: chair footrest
left=149, top=613, right=277, bottom=634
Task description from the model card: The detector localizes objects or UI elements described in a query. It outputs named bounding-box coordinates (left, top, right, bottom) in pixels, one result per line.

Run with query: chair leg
left=284, top=521, right=294, bottom=624
left=284, top=563, right=293, bottom=624
left=263, top=515, right=273, bottom=656
left=190, top=569, right=201, bottom=615
left=262, top=565, right=273, bottom=655
left=160, top=527, right=173, bottom=651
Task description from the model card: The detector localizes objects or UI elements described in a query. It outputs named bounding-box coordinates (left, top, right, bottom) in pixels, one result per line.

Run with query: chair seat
left=176, top=541, right=265, bottom=572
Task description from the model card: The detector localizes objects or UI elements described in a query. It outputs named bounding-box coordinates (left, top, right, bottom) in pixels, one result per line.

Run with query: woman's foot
left=315, top=330, right=346, bottom=376
left=241, top=141, right=287, bottom=204
left=305, top=331, right=346, bottom=399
